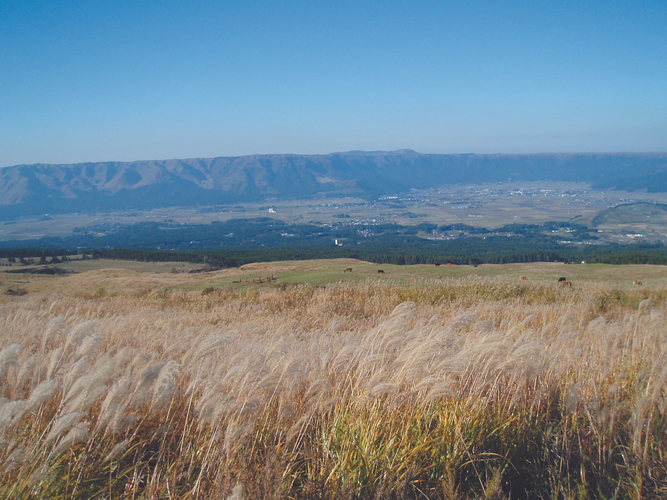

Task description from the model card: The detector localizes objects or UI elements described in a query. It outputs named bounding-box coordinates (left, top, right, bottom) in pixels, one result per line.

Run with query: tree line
left=87, top=245, right=667, bottom=268
left=0, top=217, right=665, bottom=267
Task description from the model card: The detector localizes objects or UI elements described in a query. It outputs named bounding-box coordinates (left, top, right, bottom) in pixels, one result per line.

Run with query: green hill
left=592, top=202, right=667, bottom=226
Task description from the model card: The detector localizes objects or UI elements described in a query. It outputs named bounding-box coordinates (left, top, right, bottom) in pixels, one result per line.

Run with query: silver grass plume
left=631, top=396, right=650, bottom=455
left=197, top=387, right=232, bottom=428
left=425, top=381, right=456, bottom=402
left=14, top=353, right=38, bottom=397
left=286, top=414, right=311, bottom=444
left=0, top=344, right=23, bottom=381
left=193, top=333, right=232, bottom=362
left=149, top=360, right=180, bottom=412
left=257, top=371, right=283, bottom=394
left=63, top=356, right=91, bottom=393
left=130, top=362, right=166, bottom=408
left=410, top=376, right=441, bottom=395
left=0, top=400, right=27, bottom=431
left=226, top=483, right=244, bottom=500
left=368, top=382, right=396, bottom=398
left=161, top=340, right=190, bottom=360
left=639, top=298, right=651, bottom=311
left=75, top=332, right=104, bottom=359
left=44, top=411, right=83, bottom=446
left=224, top=418, right=254, bottom=456
left=473, top=320, right=494, bottom=333
left=447, top=313, right=478, bottom=331
left=651, top=357, right=667, bottom=402
left=41, top=316, right=66, bottom=351
left=281, top=404, right=297, bottom=421
left=97, top=376, right=132, bottom=435
left=237, top=396, right=262, bottom=417
left=63, top=320, right=96, bottom=352
left=28, top=465, right=53, bottom=486
left=564, top=384, right=581, bottom=416
left=51, top=421, right=90, bottom=456
left=46, top=347, right=64, bottom=380
left=135, top=362, right=165, bottom=393
left=3, top=445, right=31, bottom=472
left=111, top=346, right=136, bottom=372
left=104, top=439, right=129, bottom=462
left=115, top=413, right=138, bottom=434
left=62, top=359, right=113, bottom=414
left=25, top=380, right=60, bottom=414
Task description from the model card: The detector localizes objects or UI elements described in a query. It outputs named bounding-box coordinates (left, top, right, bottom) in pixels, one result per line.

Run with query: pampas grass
left=0, top=277, right=665, bottom=498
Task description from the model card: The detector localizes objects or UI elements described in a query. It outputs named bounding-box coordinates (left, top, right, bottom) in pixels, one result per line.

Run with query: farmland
left=1, top=259, right=667, bottom=498
left=3, top=182, right=667, bottom=247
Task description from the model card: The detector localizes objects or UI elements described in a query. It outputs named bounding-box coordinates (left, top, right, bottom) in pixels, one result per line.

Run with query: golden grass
left=4, top=258, right=667, bottom=309
left=0, top=272, right=666, bottom=498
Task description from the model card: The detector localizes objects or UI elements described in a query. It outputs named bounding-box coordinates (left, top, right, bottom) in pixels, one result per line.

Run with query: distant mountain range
left=1, top=150, right=666, bottom=219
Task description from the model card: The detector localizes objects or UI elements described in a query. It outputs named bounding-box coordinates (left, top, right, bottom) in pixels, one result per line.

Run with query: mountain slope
left=1, top=151, right=666, bottom=218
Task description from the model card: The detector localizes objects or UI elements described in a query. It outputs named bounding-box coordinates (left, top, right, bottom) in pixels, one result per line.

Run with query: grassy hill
left=592, top=202, right=667, bottom=226
left=3, top=258, right=667, bottom=296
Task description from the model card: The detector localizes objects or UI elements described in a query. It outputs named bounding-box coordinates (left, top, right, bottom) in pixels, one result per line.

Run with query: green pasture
left=4, top=256, right=667, bottom=297
left=180, top=259, right=667, bottom=291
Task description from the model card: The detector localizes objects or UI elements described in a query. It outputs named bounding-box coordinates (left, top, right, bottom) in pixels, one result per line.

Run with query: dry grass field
left=1, top=259, right=667, bottom=498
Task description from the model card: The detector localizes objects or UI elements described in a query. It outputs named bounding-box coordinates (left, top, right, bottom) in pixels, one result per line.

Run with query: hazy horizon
left=5, top=149, right=667, bottom=169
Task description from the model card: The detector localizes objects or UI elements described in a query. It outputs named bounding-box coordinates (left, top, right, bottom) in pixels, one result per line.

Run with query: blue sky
left=1, top=0, right=666, bottom=167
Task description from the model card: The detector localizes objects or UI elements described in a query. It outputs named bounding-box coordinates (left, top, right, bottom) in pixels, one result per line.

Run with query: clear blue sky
left=1, top=0, right=666, bottom=167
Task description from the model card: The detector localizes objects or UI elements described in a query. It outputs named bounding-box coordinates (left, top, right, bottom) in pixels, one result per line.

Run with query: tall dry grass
left=0, top=277, right=665, bottom=498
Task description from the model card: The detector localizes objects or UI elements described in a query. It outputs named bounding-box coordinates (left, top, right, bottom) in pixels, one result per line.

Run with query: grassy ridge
left=0, top=277, right=666, bottom=498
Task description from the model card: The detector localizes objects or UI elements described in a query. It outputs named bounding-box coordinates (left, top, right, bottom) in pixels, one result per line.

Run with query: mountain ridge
left=2, top=151, right=667, bottom=219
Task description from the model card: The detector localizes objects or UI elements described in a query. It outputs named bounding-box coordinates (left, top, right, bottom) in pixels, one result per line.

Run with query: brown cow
left=520, top=276, right=528, bottom=280
left=559, top=281, right=572, bottom=287
left=344, top=267, right=352, bottom=273
left=446, top=263, right=452, bottom=266
left=633, top=280, right=643, bottom=286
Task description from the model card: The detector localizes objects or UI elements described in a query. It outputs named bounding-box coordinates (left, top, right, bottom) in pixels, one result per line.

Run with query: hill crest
left=2, top=151, right=667, bottom=219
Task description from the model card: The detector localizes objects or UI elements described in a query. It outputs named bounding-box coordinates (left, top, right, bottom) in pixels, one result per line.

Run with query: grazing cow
left=435, top=263, right=441, bottom=267
left=558, top=277, right=567, bottom=283
left=378, top=269, right=385, bottom=274
left=446, top=263, right=452, bottom=266
left=581, top=260, right=587, bottom=264
left=520, top=276, right=528, bottom=280
left=559, top=281, right=572, bottom=287
left=344, top=267, right=352, bottom=273
left=564, top=261, right=571, bottom=265
left=633, top=280, right=643, bottom=286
